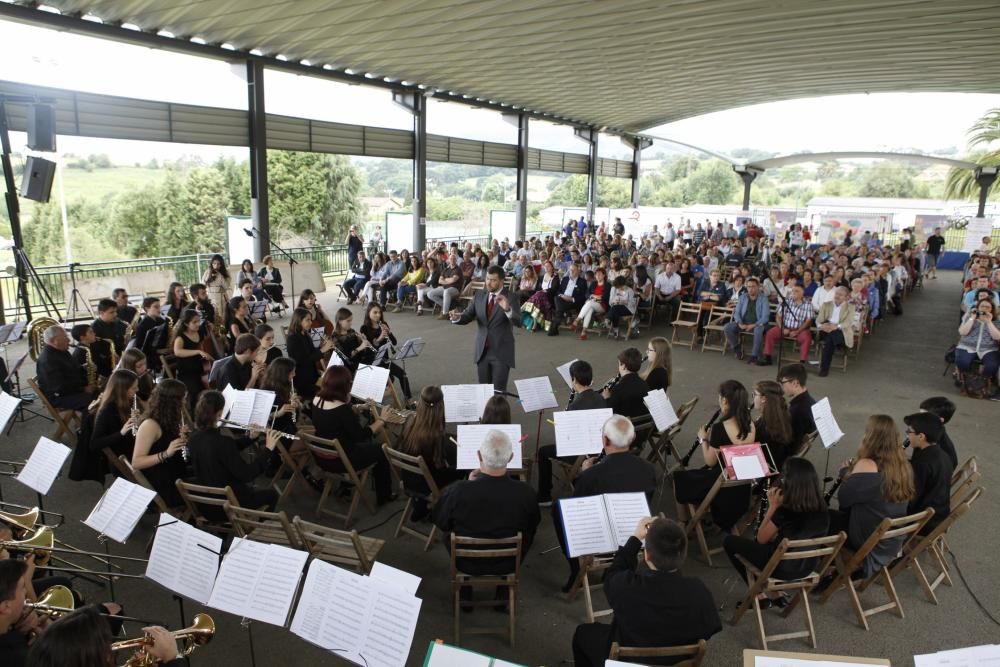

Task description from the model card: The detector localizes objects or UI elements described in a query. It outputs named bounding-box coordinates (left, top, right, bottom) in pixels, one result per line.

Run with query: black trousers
left=387, top=361, right=411, bottom=399
left=607, top=305, right=632, bottom=328
left=572, top=622, right=614, bottom=667
left=377, top=279, right=400, bottom=306
left=819, top=329, right=846, bottom=372
left=535, top=443, right=576, bottom=500
left=477, top=349, right=510, bottom=392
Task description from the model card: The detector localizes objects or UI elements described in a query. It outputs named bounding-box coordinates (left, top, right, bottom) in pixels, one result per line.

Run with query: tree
left=546, top=174, right=588, bottom=206
left=816, top=160, right=842, bottom=180
left=856, top=162, right=918, bottom=198
left=945, top=107, right=1000, bottom=201
left=480, top=180, right=505, bottom=203
left=685, top=159, right=738, bottom=205
left=597, top=177, right=631, bottom=208
left=213, top=157, right=250, bottom=216
left=321, top=154, right=364, bottom=243
left=183, top=168, right=228, bottom=253
left=111, top=185, right=161, bottom=257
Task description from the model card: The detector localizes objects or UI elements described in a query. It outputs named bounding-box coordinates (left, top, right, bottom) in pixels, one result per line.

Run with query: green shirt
left=743, top=297, right=759, bottom=325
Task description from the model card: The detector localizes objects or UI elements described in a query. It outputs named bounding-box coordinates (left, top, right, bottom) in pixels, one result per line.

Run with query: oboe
left=680, top=409, right=721, bottom=467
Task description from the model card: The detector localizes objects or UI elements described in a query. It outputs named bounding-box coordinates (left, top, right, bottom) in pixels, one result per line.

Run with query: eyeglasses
left=778, top=378, right=792, bottom=384
left=904, top=428, right=916, bottom=435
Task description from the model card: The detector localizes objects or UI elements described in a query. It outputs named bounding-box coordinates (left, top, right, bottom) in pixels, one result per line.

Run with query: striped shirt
left=780, top=298, right=814, bottom=329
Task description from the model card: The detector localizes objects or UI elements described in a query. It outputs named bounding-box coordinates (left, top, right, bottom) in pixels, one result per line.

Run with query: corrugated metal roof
left=6, top=0, right=999, bottom=133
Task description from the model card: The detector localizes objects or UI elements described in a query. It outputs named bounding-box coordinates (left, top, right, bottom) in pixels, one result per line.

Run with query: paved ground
left=0, top=271, right=996, bottom=667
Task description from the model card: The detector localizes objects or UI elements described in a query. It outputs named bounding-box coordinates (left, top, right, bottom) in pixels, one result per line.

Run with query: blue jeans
left=955, top=348, right=999, bottom=379
left=724, top=321, right=765, bottom=358
left=396, top=283, right=417, bottom=303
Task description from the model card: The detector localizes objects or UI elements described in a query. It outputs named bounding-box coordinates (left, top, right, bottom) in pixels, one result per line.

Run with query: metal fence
left=882, top=226, right=1000, bottom=251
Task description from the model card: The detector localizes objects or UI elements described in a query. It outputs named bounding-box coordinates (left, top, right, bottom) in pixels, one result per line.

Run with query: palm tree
left=945, top=108, right=1000, bottom=201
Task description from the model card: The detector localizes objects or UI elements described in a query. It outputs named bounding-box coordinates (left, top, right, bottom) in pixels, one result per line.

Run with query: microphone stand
left=245, top=228, right=296, bottom=304
left=762, top=251, right=793, bottom=380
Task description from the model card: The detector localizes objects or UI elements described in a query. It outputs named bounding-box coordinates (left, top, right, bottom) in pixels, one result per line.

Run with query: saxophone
left=81, top=345, right=98, bottom=388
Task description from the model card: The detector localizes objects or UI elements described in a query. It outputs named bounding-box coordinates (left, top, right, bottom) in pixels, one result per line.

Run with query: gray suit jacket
left=455, top=287, right=519, bottom=368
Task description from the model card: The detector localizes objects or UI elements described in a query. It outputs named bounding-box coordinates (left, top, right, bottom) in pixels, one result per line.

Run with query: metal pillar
left=394, top=92, right=427, bottom=252
left=0, top=96, right=34, bottom=323
left=246, top=61, right=269, bottom=262
left=622, top=135, right=653, bottom=207
left=734, top=167, right=763, bottom=212
left=575, top=127, right=599, bottom=223
left=974, top=167, right=998, bottom=218
left=515, top=113, right=529, bottom=240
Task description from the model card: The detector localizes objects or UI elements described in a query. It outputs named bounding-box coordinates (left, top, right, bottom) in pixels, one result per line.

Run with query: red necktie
left=486, top=292, right=495, bottom=319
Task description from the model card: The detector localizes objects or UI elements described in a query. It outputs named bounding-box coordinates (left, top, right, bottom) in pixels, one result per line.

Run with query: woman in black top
left=164, top=281, right=189, bottom=318
left=298, top=289, right=334, bottom=336
left=120, top=348, right=155, bottom=404
left=90, top=369, right=140, bottom=461
left=253, top=324, right=284, bottom=366
left=399, top=385, right=460, bottom=511
left=641, top=336, right=672, bottom=392
left=171, top=309, right=211, bottom=409
left=285, top=307, right=334, bottom=402
left=723, top=457, right=830, bottom=608
left=360, top=302, right=412, bottom=401
left=481, top=395, right=511, bottom=424
left=673, top=380, right=757, bottom=530
left=330, top=307, right=372, bottom=375
left=256, top=254, right=286, bottom=306
left=187, top=390, right=279, bottom=513
left=260, top=357, right=300, bottom=453
left=310, top=366, right=395, bottom=504
left=131, top=379, right=188, bottom=508
left=225, top=297, right=254, bottom=350
left=752, top=380, right=796, bottom=471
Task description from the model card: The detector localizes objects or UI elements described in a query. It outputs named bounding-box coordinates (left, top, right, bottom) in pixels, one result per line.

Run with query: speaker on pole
left=20, top=156, right=56, bottom=203
left=27, top=104, right=57, bottom=152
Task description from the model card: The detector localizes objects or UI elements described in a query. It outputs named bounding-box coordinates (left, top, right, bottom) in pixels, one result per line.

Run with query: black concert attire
left=909, top=444, right=954, bottom=534
left=399, top=429, right=461, bottom=519
left=0, top=629, right=29, bottom=667
left=286, top=331, right=322, bottom=401
left=645, top=366, right=670, bottom=392
left=360, top=323, right=412, bottom=400
left=144, top=425, right=186, bottom=508
left=174, top=332, right=205, bottom=408
left=188, top=427, right=278, bottom=513
left=788, top=390, right=816, bottom=449
left=723, top=506, right=830, bottom=585
left=433, top=473, right=540, bottom=575
left=572, top=536, right=722, bottom=667
left=938, top=426, right=958, bottom=470
left=263, top=346, right=283, bottom=365
left=310, top=401, right=393, bottom=503
left=342, top=258, right=372, bottom=302
left=536, top=389, right=607, bottom=502
left=117, top=303, right=138, bottom=324
left=36, top=344, right=96, bottom=411
left=256, top=265, right=285, bottom=303
left=673, top=422, right=753, bottom=530
left=227, top=315, right=253, bottom=350
left=606, top=372, right=649, bottom=418
left=132, top=314, right=163, bottom=352
left=214, top=355, right=252, bottom=391
left=91, top=403, right=136, bottom=461
left=330, top=329, right=365, bottom=375
left=753, top=416, right=796, bottom=472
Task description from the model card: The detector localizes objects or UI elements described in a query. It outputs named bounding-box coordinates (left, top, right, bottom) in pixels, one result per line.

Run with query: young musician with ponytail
left=132, top=379, right=188, bottom=508
left=752, top=380, right=796, bottom=471
left=286, top=307, right=333, bottom=402
left=399, top=386, right=461, bottom=518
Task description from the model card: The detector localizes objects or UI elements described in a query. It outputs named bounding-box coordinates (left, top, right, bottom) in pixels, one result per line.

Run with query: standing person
left=171, top=309, right=211, bottom=408
left=346, top=225, right=365, bottom=268
left=202, top=254, right=231, bottom=320
left=923, top=227, right=946, bottom=280
left=448, top=266, right=519, bottom=392
left=285, top=308, right=334, bottom=402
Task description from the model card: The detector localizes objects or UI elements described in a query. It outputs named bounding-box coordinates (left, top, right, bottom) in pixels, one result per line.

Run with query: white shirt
left=654, top=272, right=681, bottom=296
left=829, top=303, right=843, bottom=327
left=563, top=276, right=577, bottom=297
left=812, top=285, right=836, bottom=310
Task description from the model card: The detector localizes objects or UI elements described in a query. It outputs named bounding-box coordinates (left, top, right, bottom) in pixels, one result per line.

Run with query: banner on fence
left=816, top=212, right=893, bottom=245
left=963, top=217, right=996, bottom=253
left=490, top=210, right=517, bottom=245
left=912, top=214, right=946, bottom=244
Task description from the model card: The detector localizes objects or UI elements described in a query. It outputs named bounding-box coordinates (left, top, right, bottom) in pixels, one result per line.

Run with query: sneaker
left=436, top=313, right=448, bottom=320
left=734, top=346, right=744, bottom=361
left=757, top=356, right=773, bottom=366
left=416, top=305, right=423, bottom=316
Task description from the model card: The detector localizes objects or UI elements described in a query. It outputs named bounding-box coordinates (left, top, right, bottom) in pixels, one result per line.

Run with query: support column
left=734, top=166, right=763, bottom=212
left=974, top=167, right=998, bottom=218
left=394, top=91, right=427, bottom=252
left=0, top=99, right=27, bottom=323
left=515, top=113, right=529, bottom=240
left=576, top=127, right=599, bottom=224
left=622, top=135, right=653, bottom=208
left=246, top=61, right=269, bottom=262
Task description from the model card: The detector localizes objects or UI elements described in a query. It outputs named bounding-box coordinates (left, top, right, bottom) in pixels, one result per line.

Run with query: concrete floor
left=0, top=271, right=996, bottom=666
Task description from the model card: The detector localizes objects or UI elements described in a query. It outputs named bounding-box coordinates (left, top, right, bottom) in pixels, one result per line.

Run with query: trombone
left=24, top=584, right=75, bottom=619
left=0, top=501, right=64, bottom=527
left=1, top=506, right=123, bottom=573
left=0, top=457, right=24, bottom=477
left=0, top=526, right=149, bottom=580
left=112, top=614, right=215, bottom=667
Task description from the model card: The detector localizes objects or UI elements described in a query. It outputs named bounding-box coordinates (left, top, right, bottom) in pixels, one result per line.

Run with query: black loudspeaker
left=27, top=104, right=57, bottom=152
left=20, top=156, right=56, bottom=203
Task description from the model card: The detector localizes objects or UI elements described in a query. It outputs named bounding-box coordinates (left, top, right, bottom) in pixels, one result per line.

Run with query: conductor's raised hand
left=448, top=309, right=461, bottom=322
left=495, top=293, right=510, bottom=312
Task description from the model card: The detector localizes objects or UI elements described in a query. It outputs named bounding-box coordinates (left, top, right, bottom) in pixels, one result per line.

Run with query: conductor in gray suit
left=449, top=265, right=519, bottom=391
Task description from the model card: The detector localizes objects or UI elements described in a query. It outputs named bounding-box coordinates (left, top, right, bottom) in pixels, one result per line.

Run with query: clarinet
left=680, top=409, right=721, bottom=467
left=566, top=389, right=577, bottom=409
left=750, top=476, right=774, bottom=534
left=824, top=458, right=854, bottom=504
left=601, top=374, right=622, bottom=393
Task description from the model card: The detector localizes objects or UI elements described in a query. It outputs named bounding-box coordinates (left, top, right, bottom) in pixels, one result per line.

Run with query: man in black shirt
left=210, top=334, right=262, bottom=391
left=112, top=287, right=137, bottom=325
left=603, top=347, right=649, bottom=418
left=919, top=396, right=958, bottom=469
left=924, top=227, right=946, bottom=280
left=904, top=413, right=954, bottom=534
left=36, top=325, right=97, bottom=411
left=433, top=430, right=541, bottom=576
left=0, top=560, right=34, bottom=667
left=91, top=298, right=128, bottom=377
left=572, top=517, right=721, bottom=666
left=779, top=363, right=815, bottom=450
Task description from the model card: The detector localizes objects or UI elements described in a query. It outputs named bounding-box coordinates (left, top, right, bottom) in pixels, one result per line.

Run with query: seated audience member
left=211, top=333, right=263, bottom=391
left=918, top=396, right=958, bottom=468
left=36, top=325, right=98, bottom=411
left=572, top=517, right=721, bottom=667
left=779, top=363, right=816, bottom=448
left=602, top=347, right=649, bottom=418
left=824, top=415, right=914, bottom=582
left=654, top=261, right=682, bottom=322
left=432, top=430, right=540, bottom=587
left=257, top=254, right=287, bottom=306
left=521, top=260, right=559, bottom=333
left=187, top=390, right=280, bottom=512
left=761, top=284, right=814, bottom=366
left=550, top=262, right=587, bottom=336
left=724, top=457, right=829, bottom=608
left=131, top=379, right=188, bottom=508
left=555, top=415, right=657, bottom=592
left=399, top=385, right=461, bottom=517
left=723, top=276, right=769, bottom=363
left=695, top=269, right=730, bottom=341
left=903, top=412, right=953, bottom=534
left=815, top=286, right=856, bottom=377
left=573, top=267, right=611, bottom=338
left=752, top=379, right=796, bottom=470
left=673, top=380, right=756, bottom=530
left=605, top=275, right=637, bottom=337
left=955, top=298, right=999, bottom=395
left=641, top=337, right=672, bottom=392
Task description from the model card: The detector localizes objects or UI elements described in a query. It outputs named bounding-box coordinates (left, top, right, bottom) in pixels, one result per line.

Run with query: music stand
left=308, top=328, right=324, bottom=349
left=391, top=337, right=424, bottom=373
left=248, top=299, right=268, bottom=322
left=4, top=352, right=50, bottom=426
left=372, top=342, right=391, bottom=367
left=65, top=262, right=92, bottom=321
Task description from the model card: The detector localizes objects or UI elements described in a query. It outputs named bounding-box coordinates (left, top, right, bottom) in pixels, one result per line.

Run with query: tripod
left=65, top=262, right=91, bottom=321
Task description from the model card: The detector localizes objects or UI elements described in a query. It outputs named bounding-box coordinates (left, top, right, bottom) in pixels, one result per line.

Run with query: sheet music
left=351, top=365, right=391, bottom=402
left=248, top=300, right=268, bottom=319
left=604, top=492, right=652, bottom=548
left=221, top=384, right=237, bottom=421
left=442, top=384, right=493, bottom=423
left=247, top=389, right=276, bottom=426
left=226, top=389, right=255, bottom=427
left=455, top=424, right=522, bottom=469
left=291, top=559, right=421, bottom=667
left=553, top=408, right=612, bottom=456
left=914, top=644, right=1000, bottom=667
left=555, top=358, right=578, bottom=389
left=145, top=514, right=221, bottom=604
left=514, top=376, right=558, bottom=413
left=208, top=537, right=308, bottom=627
left=369, top=562, right=421, bottom=595
left=7, top=353, right=28, bottom=382
left=643, top=389, right=679, bottom=432
left=732, top=454, right=766, bottom=480
left=16, top=436, right=71, bottom=494
left=754, top=659, right=889, bottom=667
left=327, top=348, right=345, bottom=368
left=811, top=397, right=845, bottom=449
left=423, top=643, right=492, bottom=667
left=559, top=495, right=616, bottom=557
left=83, top=477, right=157, bottom=543
left=0, top=391, right=21, bottom=432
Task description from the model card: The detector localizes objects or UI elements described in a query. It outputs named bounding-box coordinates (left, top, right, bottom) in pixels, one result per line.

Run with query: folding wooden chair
left=293, top=516, right=384, bottom=574
left=645, top=395, right=698, bottom=474
left=730, top=532, right=847, bottom=649
left=300, top=432, right=376, bottom=527
left=27, top=377, right=80, bottom=444
left=819, top=509, right=932, bottom=630
left=670, top=302, right=703, bottom=349
left=950, top=456, right=979, bottom=510
left=629, top=413, right=657, bottom=455
left=102, top=448, right=132, bottom=480
left=175, top=480, right=242, bottom=536
left=683, top=472, right=750, bottom=566
left=380, top=444, right=442, bottom=550
left=701, top=304, right=734, bottom=354
left=609, top=639, right=707, bottom=667
left=457, top=280, right=485, bottom=309
left=565, top=553, right=616, bottom=622
left=266, top=440, right=311, bottom=503
left=551, top=455, right=586, bottom=495
left=451, top=533, right=522, bottom=648
left=795, top=431, right=819, bottom=458
left=224, top=502, right=301, bottom=548
left=889, top=487, right=982, bottom=605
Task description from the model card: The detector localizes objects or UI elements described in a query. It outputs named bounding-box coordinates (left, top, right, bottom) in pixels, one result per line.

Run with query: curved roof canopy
left=5, top=0, right=1000, bottom=134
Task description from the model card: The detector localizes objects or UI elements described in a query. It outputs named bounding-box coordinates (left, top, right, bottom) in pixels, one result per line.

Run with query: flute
left=290, top=388, right=299, bottom=424
left=218, top=418, right=300, bottom=440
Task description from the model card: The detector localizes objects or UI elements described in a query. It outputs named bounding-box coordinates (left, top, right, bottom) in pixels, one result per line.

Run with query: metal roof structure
left=3, top=0, right=1000, bottom=134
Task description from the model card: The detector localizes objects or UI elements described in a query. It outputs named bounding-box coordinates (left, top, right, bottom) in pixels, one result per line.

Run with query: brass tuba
left=26, top=317, right=60, bottom=361
left=113, top=614, right=215, bottom=667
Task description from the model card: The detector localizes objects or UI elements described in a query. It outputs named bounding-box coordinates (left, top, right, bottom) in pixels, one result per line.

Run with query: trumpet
left=218, top=419, right=300, bottom=440
left=113, top=614, right=215, bottom=667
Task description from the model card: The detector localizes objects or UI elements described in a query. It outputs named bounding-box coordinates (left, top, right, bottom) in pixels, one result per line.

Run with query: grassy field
left=55, top=166, right=168, bottom=203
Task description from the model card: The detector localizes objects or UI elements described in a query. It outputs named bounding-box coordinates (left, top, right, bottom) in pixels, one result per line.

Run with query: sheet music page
left=99, top=483, right=157, bottom=543
left=221, top=384, right=237, bottom=420
left=559, top=495, right=616, bottom=557
left=369, top=562, right=421, bottom=595
left=643, top=389, right=679, bottom=432
left=351, top=365, right=390, bottom=403
left=811, top=397, right=845, bottom=449
left=359, top=580, right=422, bottom=667
left=914, top=644, right=1000, bottom=667
left=227, top=390, right=255, bottom=427
left=514, top=376, right=559, bottom=413
left=754, top=659, right=889, bottom=667
left=554, top=408, right=612, bottom=456
left=443, top=384, right=484, bottom=423
left=209, top=538, right=307, bottom=627
left=423, top=642, right=493, bottom=667
left=16, top=436, right=71, bottom=494
left=732, top=454, right=766, bottom=480
left=0, top=391, right=20, bottom=431
left=603, top=492, right=652, bottom=548
left=146, top=514, right=221, bottom=604
left=290, top=559, right=352, bottom=650
left=326, top=347, right=345, bottom=368
left=456, top=424, right=522, bottom=469
left=555, top=359, right=578, bottom=389
left=247, top=389, right=276, bottom=427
